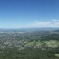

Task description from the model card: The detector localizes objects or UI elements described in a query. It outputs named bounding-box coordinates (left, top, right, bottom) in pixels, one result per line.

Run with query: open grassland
left=55, top=54, right=59, bottom=57
left=25, top=40, right=59, bottom=48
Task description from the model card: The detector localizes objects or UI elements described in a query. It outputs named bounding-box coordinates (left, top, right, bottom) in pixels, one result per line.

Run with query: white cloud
left=20, top=20, right=59, bottom=28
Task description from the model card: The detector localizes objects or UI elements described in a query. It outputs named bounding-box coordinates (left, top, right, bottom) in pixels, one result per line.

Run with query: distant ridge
left=0, top=27, right=59, bottom=32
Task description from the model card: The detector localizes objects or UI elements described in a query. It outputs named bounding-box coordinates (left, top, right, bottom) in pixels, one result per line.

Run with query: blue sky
left=0, top=0, right=59, bottom=28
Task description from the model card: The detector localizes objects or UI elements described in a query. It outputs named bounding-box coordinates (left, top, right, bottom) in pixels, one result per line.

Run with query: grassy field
left=25, top=40, right=59, bottom=48
left=55, top=54, right=59, bottom=57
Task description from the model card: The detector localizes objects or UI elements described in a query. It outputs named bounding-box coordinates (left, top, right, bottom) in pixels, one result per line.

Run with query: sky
left=0, top=0, right=59, bottom=28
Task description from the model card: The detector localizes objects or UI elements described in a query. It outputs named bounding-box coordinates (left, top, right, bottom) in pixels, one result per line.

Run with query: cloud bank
left=21, top=20, right=59, bottom=28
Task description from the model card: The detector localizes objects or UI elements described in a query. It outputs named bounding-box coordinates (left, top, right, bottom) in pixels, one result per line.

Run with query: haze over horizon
left=0, top=0, right=59, bottom=28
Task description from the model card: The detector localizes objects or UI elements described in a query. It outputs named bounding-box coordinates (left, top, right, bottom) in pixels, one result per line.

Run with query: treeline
left=0, top=47, right=59, bottom=59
